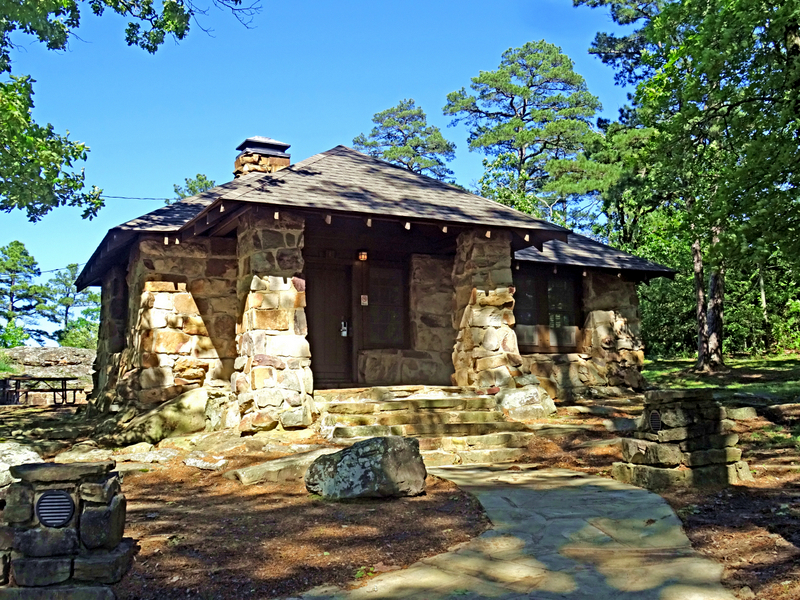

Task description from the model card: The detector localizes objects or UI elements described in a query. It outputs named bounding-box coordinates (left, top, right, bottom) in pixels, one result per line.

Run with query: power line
left=39, top=262, right=87, bottom=275
left=101, top=195, right=171, bottom=201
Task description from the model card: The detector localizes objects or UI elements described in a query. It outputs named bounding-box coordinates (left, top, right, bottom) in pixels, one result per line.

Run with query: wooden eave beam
left=205, top=206, right=250, bottom=237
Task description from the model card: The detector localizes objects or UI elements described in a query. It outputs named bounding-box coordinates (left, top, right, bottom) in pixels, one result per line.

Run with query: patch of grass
left=0, top=352, right=19, bottom=374
left=747, top=424, right=800, bottom=451
left=644, top=355, right=800, bottom=400
left=354, top=566, right=376, bottom=580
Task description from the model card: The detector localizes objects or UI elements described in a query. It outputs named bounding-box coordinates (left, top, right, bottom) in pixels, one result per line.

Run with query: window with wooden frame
left=514, top=265, right=583, bottom=353
left=363, top=265, right=407, bottom=349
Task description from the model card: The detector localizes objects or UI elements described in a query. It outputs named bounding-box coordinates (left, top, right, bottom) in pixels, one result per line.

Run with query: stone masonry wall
left=358, top=254, right=455, bottom=385
left=92, top=235, right=239, bottom=415
left=521, top=270, right=645, bottom=399
left=451, top=231, right=524, bottom=389
left=91, top=265, right=128, bottom=413
left=232, top=209, right=315, bottom=431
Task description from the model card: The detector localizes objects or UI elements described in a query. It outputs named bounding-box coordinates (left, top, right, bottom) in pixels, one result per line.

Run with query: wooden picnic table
left=0, top=375, right=84, bottom=406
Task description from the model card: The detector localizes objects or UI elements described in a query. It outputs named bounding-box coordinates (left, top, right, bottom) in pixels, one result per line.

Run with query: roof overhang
left=177, top=197, right=569, bottom=252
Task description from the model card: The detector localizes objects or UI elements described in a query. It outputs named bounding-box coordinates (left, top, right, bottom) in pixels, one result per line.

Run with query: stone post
left=451, top=230, right=523, bottom=389
left=233, top=209, right=314, bottom=430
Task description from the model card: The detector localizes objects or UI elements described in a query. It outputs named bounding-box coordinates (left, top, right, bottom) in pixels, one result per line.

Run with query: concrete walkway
left=298, top=465, right=735, bottom=600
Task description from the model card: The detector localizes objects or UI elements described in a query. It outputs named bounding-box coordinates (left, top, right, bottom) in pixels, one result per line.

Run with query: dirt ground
left=113, top=466, right=489, bottom=600
left=3, top=380, right=800, bottom=599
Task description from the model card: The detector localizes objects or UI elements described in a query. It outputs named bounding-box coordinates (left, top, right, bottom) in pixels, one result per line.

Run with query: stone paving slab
left=296, top=466, right=735, bottom=600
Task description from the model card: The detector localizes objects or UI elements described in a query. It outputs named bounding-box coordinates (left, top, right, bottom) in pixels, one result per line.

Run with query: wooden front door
left=306, top=264, right=352, bottom=385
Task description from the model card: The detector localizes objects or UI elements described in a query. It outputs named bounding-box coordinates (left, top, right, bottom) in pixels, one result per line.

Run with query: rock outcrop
left=305, top=436, right=427, bottom=500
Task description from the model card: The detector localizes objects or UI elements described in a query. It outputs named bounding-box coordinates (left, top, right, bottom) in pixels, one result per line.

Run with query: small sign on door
left=360, top=295, right=369, bottom=306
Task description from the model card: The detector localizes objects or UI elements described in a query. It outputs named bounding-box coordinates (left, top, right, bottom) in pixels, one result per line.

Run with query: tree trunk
left=706, top=265, right=725, bottom=369
left=692, top=238, right=709, bottom=370
left=758, top=263, right=771, bottom=350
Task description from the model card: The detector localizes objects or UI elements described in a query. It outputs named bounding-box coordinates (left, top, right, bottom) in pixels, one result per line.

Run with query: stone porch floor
left=294, top=465, right=735, bottom=600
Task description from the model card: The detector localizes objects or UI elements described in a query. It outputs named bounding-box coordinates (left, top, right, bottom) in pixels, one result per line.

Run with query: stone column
left=451, top=230, right=523, bottom=389
left=233, top=209, right=314, bottom=430
left=90, top=265, right=128, bottom=415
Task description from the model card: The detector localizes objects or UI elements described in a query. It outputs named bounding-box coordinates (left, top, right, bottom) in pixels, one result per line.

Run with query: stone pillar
left=233, top=209, right=314, bottom=430
left=582, top=271, right=645, bottom=389
left=451, top=230, right=522, bottom=389
left=90, top=265, right=128, bottom=415
left=0, top=461, right=134, bottom=592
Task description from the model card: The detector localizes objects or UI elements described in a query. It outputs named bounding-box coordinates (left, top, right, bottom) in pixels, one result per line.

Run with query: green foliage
left=353, top=566, right=376, bottom=579
left=41, top=263, right=100, bottom=347
left=572, top=0, right=660, bottom=86
left=0, top=0, right=258, bottom=221
left=0, top=319, right=28, bottom=349
left=0, top=350, right=18, bottom=372
left=0, top=241, right=49, bottom=343
left=0, top=76, right=102, bottom=221
left=572, top=0, right=800, bottom=362
left=443, top=40, right=602, bottom=226
left=0, top=0, right=259, bottom=74
left=354, top=99, right=456, bottom=181
left=172, top=173, right=216, bottom=204
left=636, top=0, right=800, bottom=266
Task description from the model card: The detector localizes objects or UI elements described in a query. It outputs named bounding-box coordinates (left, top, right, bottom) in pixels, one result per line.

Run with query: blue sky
left=2, top=0, right=629, bottom=277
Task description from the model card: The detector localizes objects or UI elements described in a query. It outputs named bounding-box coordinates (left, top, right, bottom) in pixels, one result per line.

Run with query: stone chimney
left=233, top=136, right=291, bottom=177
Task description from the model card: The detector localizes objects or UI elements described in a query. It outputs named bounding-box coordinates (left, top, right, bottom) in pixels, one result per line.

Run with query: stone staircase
left=315, top=386, right=537, bottom=466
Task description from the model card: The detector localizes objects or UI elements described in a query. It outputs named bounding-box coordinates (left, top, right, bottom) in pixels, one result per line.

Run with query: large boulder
left=0, top=442, right=42, bottom=486
left=305, top=436, right=427, bottom=500
left=496, top=385, right=556, bottom=420
left=113, top=388, right=209, bottom=445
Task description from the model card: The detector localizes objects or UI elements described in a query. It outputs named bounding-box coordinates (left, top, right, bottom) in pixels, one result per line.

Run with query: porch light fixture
left=358, top=250, right=368, bottom=261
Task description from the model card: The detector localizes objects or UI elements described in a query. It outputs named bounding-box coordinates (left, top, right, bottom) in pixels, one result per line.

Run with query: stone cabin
left=76, top=137, right=673, bottom=430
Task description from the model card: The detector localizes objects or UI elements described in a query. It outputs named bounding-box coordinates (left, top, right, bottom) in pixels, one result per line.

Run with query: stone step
left=563, top=404, right=644, bottom=416
left=421, top=447, right=524, bottom=467
left=331, top=421, right=531, bottom=439
left=322, top=411, right=506, bottom=428
left=417, top=431, right=536, bottom=451
left=529, top=423, right=601, bottom=438
left=325, top=397, right=496, bottom=414
left=314, top=385, right=470, bottom=403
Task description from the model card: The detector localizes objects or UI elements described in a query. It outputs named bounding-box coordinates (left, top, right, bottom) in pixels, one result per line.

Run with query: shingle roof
left=114, top=195, right=214, bottom=231
left=77, top=145, right=672, bottom=288
left=194, top=146, right=569, bottom=233
left=515, top=232, right=675, bottom=277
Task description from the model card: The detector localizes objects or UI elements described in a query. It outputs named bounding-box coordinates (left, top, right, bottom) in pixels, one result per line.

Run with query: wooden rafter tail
left=206, top=206, right=250, bottom=237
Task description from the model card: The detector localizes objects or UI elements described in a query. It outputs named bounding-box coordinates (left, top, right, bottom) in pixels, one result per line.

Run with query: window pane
left=366, top=267, right=405, bottom=347
left=547, top=277, right=575, bottom=322
left=548, top=276, right=577, bottom=347
left=514, top=272, right=537, bottom=326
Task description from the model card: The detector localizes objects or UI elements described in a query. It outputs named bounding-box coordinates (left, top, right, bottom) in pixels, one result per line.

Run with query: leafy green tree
left=57, top=313, right=99, bottom=349
left=0, top=318, right=28, bottom=349
left=171, top=173, right=217, bottom=204
left=0, top=76, right=102, bottom=221
left=353, top=99, right=456, bottom=180
left=42, top=263, right=100, bottom=346
left=573, top=0, right=660, bottom=85
left=0, top=0, right=258, bottom=221
left=443, top=40, right=602, bottom=226
left=0, top=241, right=48, bottom=344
